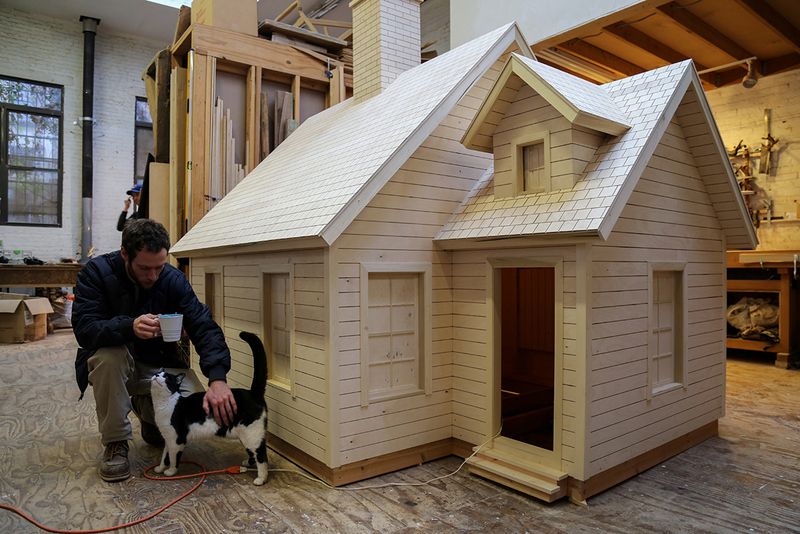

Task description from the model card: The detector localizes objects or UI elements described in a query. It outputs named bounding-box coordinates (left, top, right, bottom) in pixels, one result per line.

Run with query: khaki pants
left=87, top=346, right=204, bottom=445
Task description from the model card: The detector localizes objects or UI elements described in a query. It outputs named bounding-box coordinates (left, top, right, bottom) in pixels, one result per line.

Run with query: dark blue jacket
left=72, top=250, right=230, bottom=398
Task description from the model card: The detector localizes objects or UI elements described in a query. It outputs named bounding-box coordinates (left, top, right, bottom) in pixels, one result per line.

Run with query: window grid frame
left=261, top=264, right=295, bottom=396
left=359, top=262, right=432, bottom=407
left=647, top=263, right=688, bottom=399
left=0, top=75, right=64, bottom=227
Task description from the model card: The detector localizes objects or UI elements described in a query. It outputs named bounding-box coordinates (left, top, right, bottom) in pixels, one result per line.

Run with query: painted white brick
left=706, top=69, right=800, bottom=220
left=0, top=7, right=160, bottom=262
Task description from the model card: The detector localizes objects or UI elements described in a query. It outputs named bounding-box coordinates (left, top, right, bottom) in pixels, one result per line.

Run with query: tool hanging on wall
left=757, top=108, right=779, bottom=175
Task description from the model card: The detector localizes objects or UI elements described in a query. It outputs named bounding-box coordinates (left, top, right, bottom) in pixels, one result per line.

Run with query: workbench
left=0, top=263, right=83, bottom=289
left=727, top=250, right=799, bottom=368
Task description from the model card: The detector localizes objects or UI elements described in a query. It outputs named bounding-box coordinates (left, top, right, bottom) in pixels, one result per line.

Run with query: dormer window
left=522, top=141, right=546, bottom=193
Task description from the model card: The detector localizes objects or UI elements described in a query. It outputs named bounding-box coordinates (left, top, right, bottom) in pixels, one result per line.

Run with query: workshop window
left=0, top=76, right=63, bottom=226
left=134, top=97, right=153, bottom=185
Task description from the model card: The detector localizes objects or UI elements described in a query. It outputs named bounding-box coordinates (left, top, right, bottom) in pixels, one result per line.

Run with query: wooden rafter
left=603, top=21, right=718, bottom=88
left=536, top=57, right=600, bottom=84
left=734, top=0, right=800, bottom=54
left=657, top=1, right=754, bottom=61
left=556, top=39, right=645, bottom=77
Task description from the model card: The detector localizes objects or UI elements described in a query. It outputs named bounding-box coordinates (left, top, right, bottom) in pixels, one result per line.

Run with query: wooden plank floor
left=1, top=331, right=798, bottom=533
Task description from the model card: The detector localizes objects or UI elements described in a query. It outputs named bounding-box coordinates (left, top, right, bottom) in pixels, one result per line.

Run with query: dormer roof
left=437, top=60, right=758, bottom=251
left=463, top=53, right=631, bottom=153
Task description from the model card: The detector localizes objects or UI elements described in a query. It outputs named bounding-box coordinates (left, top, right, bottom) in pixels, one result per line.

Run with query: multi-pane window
left=134, top=97, right=153, bottom=185
left=650, top=269, right=686, bottom=394
left=0, top=76, right=63, bottom=226
left=360, top=264, right=432, bottom=405
left=366, top=273, right=422, bottom=400
left=263, top=272, right=292, bottom=388
left=522, top=141, right=546, bottom=193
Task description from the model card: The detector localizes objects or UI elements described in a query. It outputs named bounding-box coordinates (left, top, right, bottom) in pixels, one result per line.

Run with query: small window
left=263, top=271, right=292, bottom=389
left=0, top=76, right=63, bottom=226
left=522, top=142, right=546, bottom=193
left=134, top=97, right=153, bottom=185
left=204, top=271, right=223, bottom=326
left=649, top=267, right=686, bottom=395
left=360, top=263, right=432, bottom=405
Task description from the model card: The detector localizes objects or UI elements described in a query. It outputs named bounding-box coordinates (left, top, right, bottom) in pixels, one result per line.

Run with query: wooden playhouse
left=170, top=0, right=756, bottom=502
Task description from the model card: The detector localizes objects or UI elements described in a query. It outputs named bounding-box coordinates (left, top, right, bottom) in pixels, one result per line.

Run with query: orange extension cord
left=0, top=461, right=248, bottom=533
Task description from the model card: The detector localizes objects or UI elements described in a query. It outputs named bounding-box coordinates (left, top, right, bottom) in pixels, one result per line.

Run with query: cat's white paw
left=154, top=465, right=166, bottom=474
left=253, top=476, right=266, bottom=486
left=164, top=467, right=178, bottom=477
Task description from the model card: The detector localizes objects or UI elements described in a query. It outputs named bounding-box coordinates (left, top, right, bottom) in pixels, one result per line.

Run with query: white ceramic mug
left=158, top=313, right=183, bottom=342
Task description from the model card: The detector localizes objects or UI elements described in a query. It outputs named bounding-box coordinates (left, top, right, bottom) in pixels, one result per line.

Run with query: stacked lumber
left=210, top=97, right=246, bottom=208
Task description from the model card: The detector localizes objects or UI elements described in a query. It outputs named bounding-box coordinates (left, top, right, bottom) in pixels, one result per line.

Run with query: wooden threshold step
left=475, top=445, right=568, bottom=482
left=467, top=455, right=567, bottom=502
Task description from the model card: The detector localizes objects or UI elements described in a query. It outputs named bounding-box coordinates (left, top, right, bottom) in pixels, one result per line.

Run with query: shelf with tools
left=726, top=251, right=799, bottom=368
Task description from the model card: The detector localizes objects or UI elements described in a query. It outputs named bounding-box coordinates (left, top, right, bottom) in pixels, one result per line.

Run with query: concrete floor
left=0, top=331, right=798, bottom=533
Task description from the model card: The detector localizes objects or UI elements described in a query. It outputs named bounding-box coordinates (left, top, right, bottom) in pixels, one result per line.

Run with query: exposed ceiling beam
left=603, top=21, right=707, bottom=69
left=657, top=1, right=755, bottom=61
left=556, top=39, right=645, bottom=77
left=536, top=57, right=602, bottom=85
left=531, top=0, right=673, bottom=51
left=734, top=0, right=800, bottom=54
left=603, top=21, right=718, bottom=87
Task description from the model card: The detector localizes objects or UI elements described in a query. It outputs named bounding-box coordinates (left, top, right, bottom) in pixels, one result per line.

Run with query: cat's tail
left=239, top=331, right=267, bottom=401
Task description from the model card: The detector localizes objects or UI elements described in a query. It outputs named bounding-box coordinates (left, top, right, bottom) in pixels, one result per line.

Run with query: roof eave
left=170, top=235, right=328, bottom=259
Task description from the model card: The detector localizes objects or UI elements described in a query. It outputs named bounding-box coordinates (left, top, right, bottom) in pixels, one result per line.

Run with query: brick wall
left=352, top=0, right=421, bottom=101
left=705, top=69, right=800, bottom=226
left=0, top=7, right=161, bottom=262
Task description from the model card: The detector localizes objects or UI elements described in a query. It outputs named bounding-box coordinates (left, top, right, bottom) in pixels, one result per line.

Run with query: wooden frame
left=261, top=263, right=296, bottom=397
left=203, top=266, right=224, bottom=330
left=487, top=256, right=564, bottom=471
left=646, top=262, right=688, bottom=400
left=359, top=262, right=433, bottom=407
left=507, top=127, right=551, bottom=195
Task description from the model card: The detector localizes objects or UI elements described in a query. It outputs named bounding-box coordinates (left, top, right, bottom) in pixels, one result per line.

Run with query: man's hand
left=124, top=197, right=131, bottom=211
left=133, top=314, right=160, bottom=339
left=203, top=380, right=237, bottom=427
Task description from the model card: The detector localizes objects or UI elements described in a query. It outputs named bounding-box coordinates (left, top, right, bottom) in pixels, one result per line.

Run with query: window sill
left=651, top=382, right=684, bottom=397
left=368, top=386, right=425, bottom=404
left=267, top=379, right=291, bottom=393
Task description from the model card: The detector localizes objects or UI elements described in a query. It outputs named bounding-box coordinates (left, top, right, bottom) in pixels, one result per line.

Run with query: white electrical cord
left=261, top=427, right=503, bottom=491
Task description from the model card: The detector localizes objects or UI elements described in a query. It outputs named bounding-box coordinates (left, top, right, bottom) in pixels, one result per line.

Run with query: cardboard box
left=191, top=0, right=258, bottom=36
left=0, top=293, right=54, bottom=343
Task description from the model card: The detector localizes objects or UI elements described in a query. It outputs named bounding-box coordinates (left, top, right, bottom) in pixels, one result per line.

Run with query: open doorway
left=499, top=267, right=555, bottom=450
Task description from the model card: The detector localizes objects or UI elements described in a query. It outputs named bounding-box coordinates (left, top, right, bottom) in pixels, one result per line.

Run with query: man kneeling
left=73, top=219, right=237, bottom=482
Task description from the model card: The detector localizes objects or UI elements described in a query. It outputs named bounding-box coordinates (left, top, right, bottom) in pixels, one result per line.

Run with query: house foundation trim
left=268, top=434, right=473, bottom=486
left=567, top=421, right=718, bottom=504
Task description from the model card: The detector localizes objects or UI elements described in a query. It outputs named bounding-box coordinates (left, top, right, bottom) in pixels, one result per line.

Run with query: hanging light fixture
left=742, top=59, right=758, bottom=89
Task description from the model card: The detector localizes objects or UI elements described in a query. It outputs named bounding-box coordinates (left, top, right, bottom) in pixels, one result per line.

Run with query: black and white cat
left=150, top=331, right=268, bottom=485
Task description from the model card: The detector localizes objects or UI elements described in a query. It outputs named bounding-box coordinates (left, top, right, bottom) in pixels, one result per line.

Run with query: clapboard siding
left=189, top=249, right=328, bottom=463
left=330, top=55, right=511, bottom=465
left=586, top=117, right=726, bottom=476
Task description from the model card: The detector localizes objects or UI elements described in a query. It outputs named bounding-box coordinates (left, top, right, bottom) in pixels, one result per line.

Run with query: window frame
left=0, top=74, right=64, bottom=227
left=647, top=262, right=688, bottom=398
left=508, top=125, right=551, bottom=196
left=359, top=262, right=432, bottom=407
left=261, top=264, right=295, bottom=396
left=134, top=96, right=153, bottom=185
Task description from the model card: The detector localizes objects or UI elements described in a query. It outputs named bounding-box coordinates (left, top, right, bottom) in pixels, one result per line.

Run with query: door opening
left=499, top=267, right=555, bottom=450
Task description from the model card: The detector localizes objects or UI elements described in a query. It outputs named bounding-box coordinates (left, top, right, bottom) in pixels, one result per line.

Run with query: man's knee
left=88, top=346, right=133, bottom=384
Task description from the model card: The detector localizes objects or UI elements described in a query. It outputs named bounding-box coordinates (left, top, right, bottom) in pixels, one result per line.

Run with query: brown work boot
left=99, top=441, right=130, bottom=482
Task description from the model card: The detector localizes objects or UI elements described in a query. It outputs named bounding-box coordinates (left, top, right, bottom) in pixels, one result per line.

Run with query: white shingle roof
left=512, top=54, right=631, bottom=132
left=435, top=60, right=691, bottom=241
left=171, top=23, right=529, bottom=255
